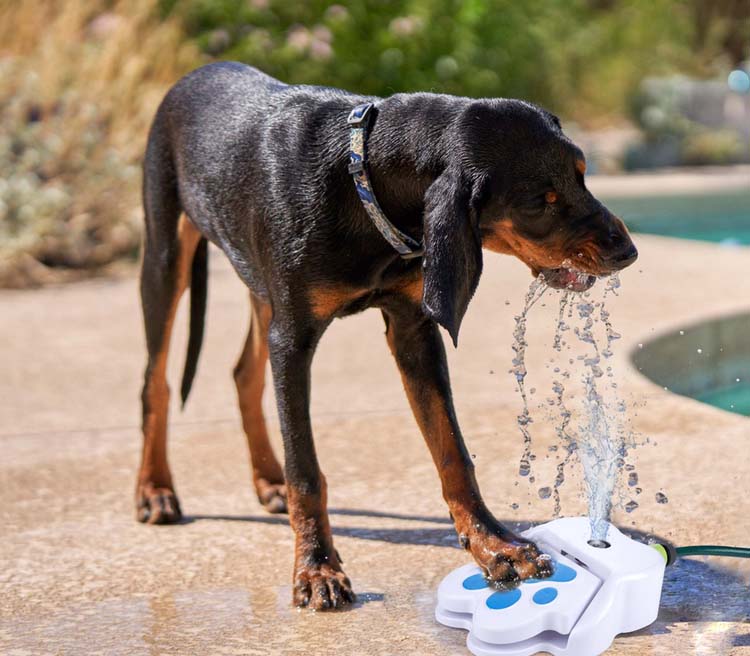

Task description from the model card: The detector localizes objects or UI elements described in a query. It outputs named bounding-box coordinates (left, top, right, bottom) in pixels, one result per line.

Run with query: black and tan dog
left=137, top=62, right=637, bottom=610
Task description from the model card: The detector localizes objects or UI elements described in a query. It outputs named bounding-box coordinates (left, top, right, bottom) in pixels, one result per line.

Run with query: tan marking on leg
left=287, top=476, right=354, bottom=609
left=287, top=476, right=333, bottom=563
left=138, top=215, right=201, bottom=518
left=384, top=326, right=476, bottom=516
left=234, top=293, right=286, bottom=512
left=575, top=158, right=587, bottom=175
left=384, top=320, right=551, bottom=583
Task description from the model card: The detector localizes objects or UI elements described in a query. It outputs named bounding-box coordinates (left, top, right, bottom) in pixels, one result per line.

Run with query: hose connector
left=650, top=541, right=677, bottom=566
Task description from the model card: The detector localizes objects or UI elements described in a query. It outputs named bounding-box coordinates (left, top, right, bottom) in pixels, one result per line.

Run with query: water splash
left=511, top=272, right=652, bottom=542
left=571, top=274, right=637, bottom=541
left=511, top=275, right=548, bottom=480
left=578, top=370, right=619, bottom=540
left=550, top=291, right=578, bottom=517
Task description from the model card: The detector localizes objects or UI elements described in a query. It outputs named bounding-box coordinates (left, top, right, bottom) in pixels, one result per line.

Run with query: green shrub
left=163, top=0, right=697, bottom=119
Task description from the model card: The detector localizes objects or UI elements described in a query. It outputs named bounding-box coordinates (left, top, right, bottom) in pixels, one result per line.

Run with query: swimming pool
left=604, top=190, right=750, bottom=245
left=613, top=189, right=750, bottom=416
left=632, top=312, right=750, bottom=417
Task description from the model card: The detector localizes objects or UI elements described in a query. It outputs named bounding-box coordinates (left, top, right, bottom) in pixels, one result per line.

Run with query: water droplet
left=538, top=487, right=552, bottom=499
left=625, top=500, right=639, bottom=513
left=655, top=492, right=668, bottom=504
left=679, top=330, right=685, bottom=335
left=628, top=472, right=638, bottom=487
left=511, top=502, right=519, bottom=510
left=696, top=348, right=702, bottom=354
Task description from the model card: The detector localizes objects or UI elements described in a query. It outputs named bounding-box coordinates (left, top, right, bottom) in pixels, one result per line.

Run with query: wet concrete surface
left=1, top=233, right=749, bottom=655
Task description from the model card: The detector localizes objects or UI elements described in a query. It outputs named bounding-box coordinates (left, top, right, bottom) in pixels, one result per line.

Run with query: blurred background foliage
left=0, top=0, right=197, bottom=286
left=0, top=0, right=748, bottom=286
left=163, top=0, right=747, bottom=119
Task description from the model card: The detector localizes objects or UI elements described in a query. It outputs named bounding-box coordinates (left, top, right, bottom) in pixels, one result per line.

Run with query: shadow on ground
left=184, top=508, right=749, bottom=624
left=619, top=556, right=750, bottom=641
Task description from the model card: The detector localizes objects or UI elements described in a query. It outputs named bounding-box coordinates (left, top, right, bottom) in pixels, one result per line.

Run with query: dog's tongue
left=541, top=267, right=596, bottom=292
left=559, top=268, right=581, bottom=286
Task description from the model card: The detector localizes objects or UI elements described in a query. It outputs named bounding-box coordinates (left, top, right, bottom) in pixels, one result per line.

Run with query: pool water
left=633, top=313, right=750, bottom=418
left=696, top=382, right=750, bottom=416
left=605, top=191, right=750, bottom=245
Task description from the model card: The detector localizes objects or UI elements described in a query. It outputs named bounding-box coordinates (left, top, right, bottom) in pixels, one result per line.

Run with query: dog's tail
left=180, top=237, right=208, bottom=408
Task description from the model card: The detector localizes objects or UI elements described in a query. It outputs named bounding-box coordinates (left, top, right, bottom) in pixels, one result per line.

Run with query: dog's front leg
left=382, top=304, right=552, bottom=585
left=267, top=317, right=355, bottom=610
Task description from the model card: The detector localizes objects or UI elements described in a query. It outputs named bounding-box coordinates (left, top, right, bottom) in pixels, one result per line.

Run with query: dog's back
left=146, top=62, right=370, bottom=288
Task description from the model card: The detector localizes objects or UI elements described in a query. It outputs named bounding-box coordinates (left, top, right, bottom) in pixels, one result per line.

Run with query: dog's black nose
left=610, top=243, right=638, bottom=269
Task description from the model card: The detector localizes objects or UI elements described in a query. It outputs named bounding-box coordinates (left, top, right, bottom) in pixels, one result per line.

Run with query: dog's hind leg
left=137, top=130, right=202, bottom=524
left=233, top=293, right=287, bottom=514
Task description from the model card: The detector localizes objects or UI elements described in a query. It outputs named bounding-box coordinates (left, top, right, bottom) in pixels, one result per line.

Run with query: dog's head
left=421, top=99, right=637, bottom=345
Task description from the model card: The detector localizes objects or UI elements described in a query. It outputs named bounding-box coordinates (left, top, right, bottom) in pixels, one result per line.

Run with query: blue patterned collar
left=347, top=103, right=424, bottom=259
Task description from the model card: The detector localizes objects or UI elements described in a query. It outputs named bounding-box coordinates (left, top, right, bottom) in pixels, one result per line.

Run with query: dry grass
left=0, top=0, right=200, bottom=287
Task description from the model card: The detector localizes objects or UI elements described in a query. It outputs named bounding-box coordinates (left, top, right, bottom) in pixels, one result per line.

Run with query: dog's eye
left=545, top=191, right=558, bottom=204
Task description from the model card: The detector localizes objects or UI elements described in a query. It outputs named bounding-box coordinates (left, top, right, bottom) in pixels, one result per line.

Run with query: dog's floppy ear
left=421, top=166, right=483, bottom=347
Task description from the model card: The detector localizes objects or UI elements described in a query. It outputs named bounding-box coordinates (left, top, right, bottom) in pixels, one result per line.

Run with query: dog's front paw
left=461, top=525, right=552, bottom=587
left=293, top=562, right=355, bottom=610
left=136, top=483, right=182, bottom=524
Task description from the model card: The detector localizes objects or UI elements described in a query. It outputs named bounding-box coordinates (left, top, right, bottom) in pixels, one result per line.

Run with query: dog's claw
left=293, top=564, right=355, bottom=611
left=136, top=487, right=182, bottom=524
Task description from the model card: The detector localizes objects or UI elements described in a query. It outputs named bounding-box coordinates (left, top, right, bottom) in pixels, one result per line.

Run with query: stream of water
left=511, top=274, right=660, bottom=541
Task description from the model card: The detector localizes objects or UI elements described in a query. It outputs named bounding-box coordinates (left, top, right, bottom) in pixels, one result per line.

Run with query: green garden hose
left=651, top=542, right=750, bottom=566
left=676, top=545, right=750, bottom=559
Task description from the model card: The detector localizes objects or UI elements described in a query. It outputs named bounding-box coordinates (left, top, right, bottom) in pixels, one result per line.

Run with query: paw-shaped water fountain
left=436, top=517, right=665, bottom=656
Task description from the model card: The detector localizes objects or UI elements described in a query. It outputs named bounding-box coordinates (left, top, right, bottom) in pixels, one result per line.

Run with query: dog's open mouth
left=539, top=267, right=596, bottom=292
